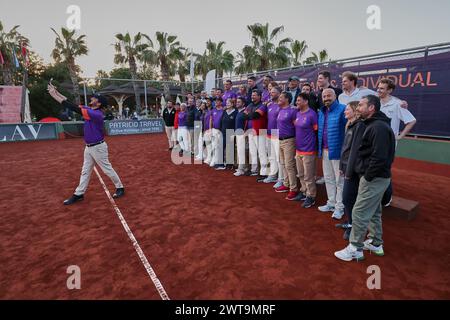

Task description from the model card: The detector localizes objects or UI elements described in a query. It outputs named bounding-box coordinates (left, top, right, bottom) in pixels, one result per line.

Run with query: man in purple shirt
left=294, top=93, right=318, bottom=208
left=47, top=83, right=124, bottom=205
left=222, top=80, right=237, bottom=105
left=275, top=91, right=299, bottom=201
left=210, top=97, right=225, bottom=168
left=264, top=86, right=282, bottom=184
left=177, top=103, right=190, bottom=156
left=262, top=74, right=273, bottom=105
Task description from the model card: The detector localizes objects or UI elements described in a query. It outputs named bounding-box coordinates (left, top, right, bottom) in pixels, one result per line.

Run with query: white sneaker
left=273, top=181, right=283, bottom=189
left=263, top=176, right=278, bottom=183
left=234, top=170, right=244, bottom=177
left=331, top=209, right=345, bottom=220
left=363, top=239, right=385, bottom=256
left=334, top=244, right=365, bottom=262
left=316, top=177, right=325, bottom=185
left=318, top=204, right=335, bottom=212
left=209, top=161, right=215, bottom=167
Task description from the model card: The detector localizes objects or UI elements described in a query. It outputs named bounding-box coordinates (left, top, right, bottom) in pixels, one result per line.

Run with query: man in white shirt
left=378, top=78, right=416, bottom=141
left=377, top=77, right=417, bottom=206
left=339, top=71, right=377, bottom=105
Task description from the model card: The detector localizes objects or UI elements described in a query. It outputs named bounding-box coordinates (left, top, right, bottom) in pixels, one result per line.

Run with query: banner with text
left=106, top=119, right=164, bottom=136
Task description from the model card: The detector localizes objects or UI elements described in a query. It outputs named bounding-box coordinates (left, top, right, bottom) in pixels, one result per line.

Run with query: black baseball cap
left=289, top=76, right=300, bottom=82
left=91, top=94, right=108, bottom=107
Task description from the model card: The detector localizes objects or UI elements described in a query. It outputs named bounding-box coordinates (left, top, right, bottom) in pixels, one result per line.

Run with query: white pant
left=268, top=137, right=281, bottom=178
left=211, top=128, right=223, bottom=165
left=177, top=127, right=190, bottom=152
left=75, top=142, right=123, bottom=196
left=236, top=134, right=247, bottom=170
left=322, top=149, right=344, bottom=210
left=248, top=133, right=269, bottom=175
left=203, top=129, right=213, bottom=163
left=196, top=129, right=204, bottom=159
left=165, top=126, right=175, bottom=148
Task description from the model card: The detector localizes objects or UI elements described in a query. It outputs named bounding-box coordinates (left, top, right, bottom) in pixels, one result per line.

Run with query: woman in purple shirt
left=177, top=103, right=190, bottom=156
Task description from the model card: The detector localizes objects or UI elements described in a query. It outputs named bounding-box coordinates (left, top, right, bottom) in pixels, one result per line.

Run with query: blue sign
left=106, top=119, right=164, bottom=136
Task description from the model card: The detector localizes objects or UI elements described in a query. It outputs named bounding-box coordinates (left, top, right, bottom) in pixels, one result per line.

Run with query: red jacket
left=174, top=111, right=179, bottom=129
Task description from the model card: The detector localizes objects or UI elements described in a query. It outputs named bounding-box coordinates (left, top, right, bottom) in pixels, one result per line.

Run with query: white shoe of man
left=334, top=244, right=365, bottom=262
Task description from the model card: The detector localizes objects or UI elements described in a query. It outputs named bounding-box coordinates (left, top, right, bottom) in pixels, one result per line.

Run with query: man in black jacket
left=162, top=101, right=176, bottom=150
left=335, top=95, right=395, bottom=262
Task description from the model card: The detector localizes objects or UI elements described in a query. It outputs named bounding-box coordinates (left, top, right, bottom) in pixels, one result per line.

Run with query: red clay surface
left=0, top=134, right=449, bottom=299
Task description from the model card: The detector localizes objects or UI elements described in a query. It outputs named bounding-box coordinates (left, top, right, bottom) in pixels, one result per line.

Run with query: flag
left=21, top=42, right=29, bottom=67
left=0, top=50, right=4, bottom=65
left=12, top=50, right=20, bottom=68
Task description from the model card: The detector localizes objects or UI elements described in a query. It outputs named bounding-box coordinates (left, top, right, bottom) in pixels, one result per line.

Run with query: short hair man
left=317, top=89, right=347, bottom=220
left=334, top=95, right=395, bottom=262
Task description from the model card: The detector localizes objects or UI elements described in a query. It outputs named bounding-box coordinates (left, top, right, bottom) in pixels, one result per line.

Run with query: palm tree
left=51, top=27, right=88, bottom=105
left=290, top=40, right=308, bottom=66
left=114, top=32, right=152, bottom=112
left=0, top=21, right=29, bottom=85
left=304, top=49, right=329, bottom=65
left=243, top=23, right=292, bottom=72
left=203, top=40, right=234, bottom=81
left=147, top=31, right=183, bottom=99
left=177, top=48, right=192, bottom=97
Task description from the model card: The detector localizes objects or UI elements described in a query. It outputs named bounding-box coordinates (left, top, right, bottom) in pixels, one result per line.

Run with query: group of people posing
left=162, top=70, right=417, bottom=262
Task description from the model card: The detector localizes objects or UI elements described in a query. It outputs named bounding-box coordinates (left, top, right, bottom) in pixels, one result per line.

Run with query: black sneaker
left=343, top=228, right=352, bottom=240
left=63, top=194, right=84, bottom=205
left=113, top=188, right=125, bottom=199
left=302, top=196, right=315, bottom=208
left=256, top=175, right=268, bottom=182
left=293, top=192, right=307, bottom=201
left=335, top=222, right=352, bottom=229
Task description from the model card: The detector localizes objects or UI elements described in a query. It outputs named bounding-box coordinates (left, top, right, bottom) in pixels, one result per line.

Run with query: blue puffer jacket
left=318, top=100, right=347, bottom=160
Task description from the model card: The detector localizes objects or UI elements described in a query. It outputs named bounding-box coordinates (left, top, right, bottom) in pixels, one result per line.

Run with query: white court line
left=94, top=166, right=170, bottom=300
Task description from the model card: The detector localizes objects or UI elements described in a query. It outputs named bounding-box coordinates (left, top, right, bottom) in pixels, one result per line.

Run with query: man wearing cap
left=47, top=84, right=125, bottom=205
left=287, top=76, right=301, bottom=106
left=246, top=76, right=259, bottom=104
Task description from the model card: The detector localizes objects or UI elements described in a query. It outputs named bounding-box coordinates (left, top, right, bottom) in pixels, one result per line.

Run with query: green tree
left=114, top=32, right=152, bottom=113
left=146, top=31, right=183, bottom=98
left=0, top=21, right=29, bottom=85
left=240, top=23, right=292, bottom=72
left=51, top=27, right=88, bottom=105
left=304, top=49, right=330, bottom=65
left=290, top=40, right=308, bottom=66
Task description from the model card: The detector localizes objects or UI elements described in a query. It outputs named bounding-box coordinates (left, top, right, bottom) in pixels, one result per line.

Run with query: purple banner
left=240, top=50, right=450, bottom=137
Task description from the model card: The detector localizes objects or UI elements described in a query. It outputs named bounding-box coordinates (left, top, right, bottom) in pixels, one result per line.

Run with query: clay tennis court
left=0, top=134, right=449, bottom=299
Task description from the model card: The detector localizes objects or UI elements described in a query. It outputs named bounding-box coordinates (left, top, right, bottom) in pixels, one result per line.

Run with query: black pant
left=381, top=181, right=393, bottom=205
left=342, top=175, right=360, bottom=225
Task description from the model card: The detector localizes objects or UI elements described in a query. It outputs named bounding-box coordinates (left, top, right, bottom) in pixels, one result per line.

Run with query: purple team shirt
left=222, top=90, right=237, bottom=105
left=295, top=108, right=318, bottom=155
left=81, top=106, right=104, bottom=144
left=267, top=101, right=280, bottom=137
left=211, top=108, right=224, bottom=129
left=178, top=111, right=187, bottom=127
left=276, top=106, right=297, bottom=139
left=262, top=89, right=270, bottom=104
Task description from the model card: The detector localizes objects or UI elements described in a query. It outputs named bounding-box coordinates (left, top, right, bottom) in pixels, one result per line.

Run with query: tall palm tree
left=203, top=40, right=234, bottom=81
left=147, top=31, right=183, bottom=99
left=290, top=40, right=308, bottom=66
left=234, top=46, right=258, bottom=75
left=243, top=23, right=292, bottom=72
left=0, top=21, right=29, bottom=85
left=304, top=49, right=329, bottom=65
left=51, top=27, right=88, bottom=105
left=177, top=48, right=192, bottom=97
left=114, top=32, right=152, bottom=112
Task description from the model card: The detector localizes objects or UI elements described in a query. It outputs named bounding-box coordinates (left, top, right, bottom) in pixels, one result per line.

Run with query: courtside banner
left=240, top=50, right=450, bottom=138
left=106, top=119, right=164, bottom=136
left=0, top=123, right=58, bottom=142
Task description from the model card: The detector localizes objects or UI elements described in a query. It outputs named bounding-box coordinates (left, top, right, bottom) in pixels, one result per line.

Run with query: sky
left=1, top=0, right=450, bottom=77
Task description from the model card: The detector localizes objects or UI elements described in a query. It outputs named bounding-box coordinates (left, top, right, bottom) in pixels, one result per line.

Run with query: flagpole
left=20, top=44, right=28, bottom=123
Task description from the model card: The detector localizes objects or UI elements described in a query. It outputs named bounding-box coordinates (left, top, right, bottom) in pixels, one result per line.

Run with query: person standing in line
left=335, top=95, right=395, bottom=262
left=162, top=100, right=176, bottom=150
left=274, top=92, right=299, bottom=201
left=294, top=93, right=318, bottom=208
left=317, top=89, right=347, bottom=220
left=337, top=101, right=366, bottom=240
